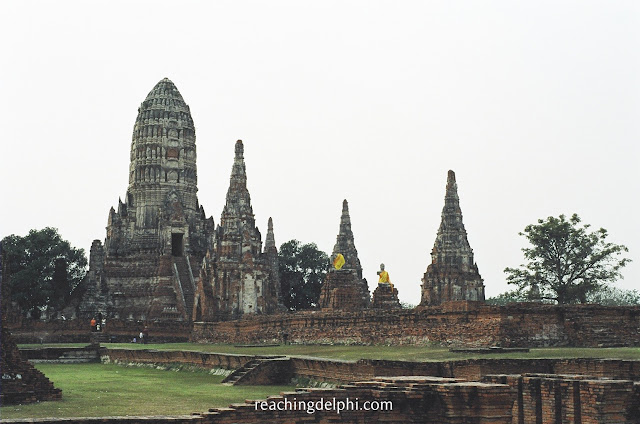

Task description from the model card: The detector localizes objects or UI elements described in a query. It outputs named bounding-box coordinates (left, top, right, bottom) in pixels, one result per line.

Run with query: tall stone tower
left=192, top=140, right=281, bottom=321
left=318, top=200, right=370, bottom=311
left=79, top=78, right=215, bottom=321
left=420, top=170, right=485, bottom=306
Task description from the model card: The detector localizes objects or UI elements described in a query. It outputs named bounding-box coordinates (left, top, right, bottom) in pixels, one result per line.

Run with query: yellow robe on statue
left=333, top=254, right=345, bottom=270
left=378, top=270, right=394, bottom=289
left=378, top=271, right=390, bottom=283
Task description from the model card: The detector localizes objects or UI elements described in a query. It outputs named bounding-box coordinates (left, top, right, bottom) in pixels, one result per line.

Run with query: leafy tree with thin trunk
left=2, top=227, right=87, bottom=317
left=278, top=240, right=329, bottom=311
left=504, top=214, right=630, bottom=304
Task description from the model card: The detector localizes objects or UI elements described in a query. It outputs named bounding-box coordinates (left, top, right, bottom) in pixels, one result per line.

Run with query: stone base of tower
left=372, top=283, right=401, bottom=309
left=420, top=266, right=485, bottom=307
left=319, top=270, right=370, bottom=311
left=78, top=253, right=200, bottom=323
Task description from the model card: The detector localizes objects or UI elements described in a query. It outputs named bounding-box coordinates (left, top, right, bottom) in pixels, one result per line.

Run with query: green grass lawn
left=0, top=363, right=295, bottom=419
left=18, top=342, right=640, bottom=361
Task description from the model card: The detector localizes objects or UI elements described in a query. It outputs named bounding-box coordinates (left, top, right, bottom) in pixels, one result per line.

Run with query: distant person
left=90, top=317, right=97, bottom=332
left=139, top=331, right=144, bottom=344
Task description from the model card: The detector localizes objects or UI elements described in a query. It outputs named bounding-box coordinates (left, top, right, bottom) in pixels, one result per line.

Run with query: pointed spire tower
left=263, top=217, right=282, bottom=311
left=215, top=140, right=259, bottom=260
left=420, top=170, right=485, bottom=306
left=319, top=199, right=370, bottom=311
left=219, top=140, right=256, bottom=239
left=79, top=78, right=216, bottom=323
left=331, top=200, right=363, bottom=279
left=195, top=140, right=281, bottom=320
left=265, top=217, right=276, bottom=250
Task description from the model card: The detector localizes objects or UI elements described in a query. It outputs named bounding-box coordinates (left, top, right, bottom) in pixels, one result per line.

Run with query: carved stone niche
left=166, top=148, right=179, bottom=160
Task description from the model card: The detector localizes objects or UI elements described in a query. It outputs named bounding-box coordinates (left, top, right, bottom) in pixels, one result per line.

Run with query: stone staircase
left=222, top=356, right=286, bottom=385
left=174, top=256, right=194, bottom=318
left=90, top=332, right=110, bottom=345
left=47, top=349, right=100, bottom=364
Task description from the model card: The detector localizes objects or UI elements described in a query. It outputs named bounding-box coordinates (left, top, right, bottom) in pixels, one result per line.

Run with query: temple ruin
left=192, top=140, right=281, bottom=321
left=420, top=170, right=485, bottom=306
left=73, top=80, right=490, bottom=325
left=78, top=78, right=215, bottom=322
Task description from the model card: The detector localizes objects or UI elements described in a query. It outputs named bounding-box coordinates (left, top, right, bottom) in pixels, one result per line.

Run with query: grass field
left=18, top=342, right=640, bottom=361
left=0, top=363, right=295, bottom=419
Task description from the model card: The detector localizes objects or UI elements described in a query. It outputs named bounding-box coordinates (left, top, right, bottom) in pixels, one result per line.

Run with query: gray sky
left=2, top=1, right=638, bottom=305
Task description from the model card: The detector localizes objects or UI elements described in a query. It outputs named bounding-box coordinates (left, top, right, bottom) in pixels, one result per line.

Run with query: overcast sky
left=1, top=1, right=638, bottom=305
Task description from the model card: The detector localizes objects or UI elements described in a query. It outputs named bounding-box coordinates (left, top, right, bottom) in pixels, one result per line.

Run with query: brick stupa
left=420, top=170, right=485, bottom=306
left=319, top=200, right=370, bottom=311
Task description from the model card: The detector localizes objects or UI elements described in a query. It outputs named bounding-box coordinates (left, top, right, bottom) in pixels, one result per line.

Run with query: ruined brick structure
left=371, top=283, right=401, bottom=309
left=192, top=140, right=280, bottom=321
left=1, top=250, right=62, bottom=405
left=318, top=200, right=370, bottom=311
left=420, top=170, right=485, bottom=306
left=78, top=78, right=215, bottom=322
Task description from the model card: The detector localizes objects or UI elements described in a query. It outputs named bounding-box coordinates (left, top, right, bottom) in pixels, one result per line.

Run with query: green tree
left=504, top=214, right=631, bottom=304
left=587, top=286, right=640, bottom=306
left=485, top=290, right=528, bottom=305
left=2, top=227, right=87, bottom=316
left=278, top=240, right=329, bottom=311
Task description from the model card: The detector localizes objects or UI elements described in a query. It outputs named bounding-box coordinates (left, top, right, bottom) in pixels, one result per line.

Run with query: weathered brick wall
left=191, top=302, right=640, bottom=347
left=10, top=303, right=640, bottom=347
left=8, top=318, right=192, bottom=344
left=495, top=303, right=640, bottom=347
left=290, top=357, right=640, bottom=385
left=192, top=305, right=502, bottom=346
left=483, top=374, right=640, bottom=424
left=20, top=346, right=100, bottom=362
left=103, top=348, right=255, bottom=370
